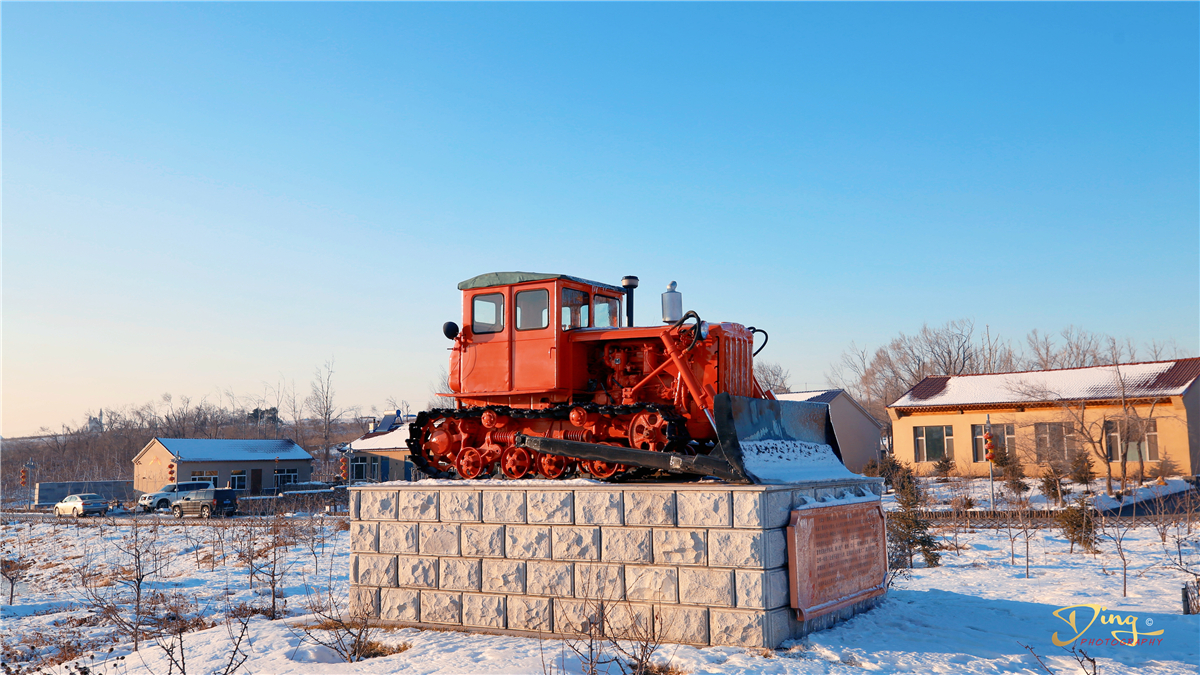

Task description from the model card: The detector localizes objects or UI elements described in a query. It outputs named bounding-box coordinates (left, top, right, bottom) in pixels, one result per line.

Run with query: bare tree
left=0, top=525, right=34, bottom=605
left=306, top=359, right=345, bottom=464
left=753, top=361, right=792, bottom=395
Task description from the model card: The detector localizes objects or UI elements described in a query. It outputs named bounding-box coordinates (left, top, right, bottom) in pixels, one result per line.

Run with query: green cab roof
left=458, top=272, right=624, bottom=294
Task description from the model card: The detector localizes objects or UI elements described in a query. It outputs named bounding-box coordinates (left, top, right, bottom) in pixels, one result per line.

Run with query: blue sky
left=4, top=3, right=1197, bottom=437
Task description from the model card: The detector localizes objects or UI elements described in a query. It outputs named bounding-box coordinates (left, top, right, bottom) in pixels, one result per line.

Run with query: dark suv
left=171, top=488, right=239, bottom=518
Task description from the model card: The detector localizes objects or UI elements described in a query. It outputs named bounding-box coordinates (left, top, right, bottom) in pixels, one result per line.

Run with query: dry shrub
left=334, top=519, right=350, bottom=532
left=641, top=663, right=691, bottom=675
left=229, top=601, right=275, bottom=620
left=356, top=640, right=412, bottom=659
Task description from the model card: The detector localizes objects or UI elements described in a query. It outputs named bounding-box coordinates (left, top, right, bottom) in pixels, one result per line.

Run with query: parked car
left=171, top=488, right=239, bottom=519
left=53, top=494, right=108, bottom=518
left=137, top=482, right=212, bottom=512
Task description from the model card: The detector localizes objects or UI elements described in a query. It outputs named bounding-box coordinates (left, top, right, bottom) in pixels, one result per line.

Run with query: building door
left=513, top=285, right=556, bottom=391
left=463, top=290, right=511, bottom=392
left=250, top=469, right=262, bottom=495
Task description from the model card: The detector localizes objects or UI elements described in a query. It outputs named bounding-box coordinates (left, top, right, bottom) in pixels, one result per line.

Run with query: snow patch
left=738, top=439, right=860, bottom=484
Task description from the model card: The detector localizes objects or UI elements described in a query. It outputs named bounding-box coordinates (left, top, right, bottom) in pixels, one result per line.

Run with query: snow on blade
left=738, top=439, right=860, bottom=484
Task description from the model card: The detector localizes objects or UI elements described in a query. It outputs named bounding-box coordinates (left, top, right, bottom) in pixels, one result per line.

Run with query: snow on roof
left=778, top=390, right=842, bottom=404
left=458, top=271, right=624, bottom=294
left=154, top=438, right=312, bottom=462
left=890, top=358, right=1200, bottom=408
left=350, top=426, right=411, bottom=451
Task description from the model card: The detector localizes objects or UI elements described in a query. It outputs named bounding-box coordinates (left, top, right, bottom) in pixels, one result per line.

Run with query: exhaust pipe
left=621, top=276, right=639, bottom=327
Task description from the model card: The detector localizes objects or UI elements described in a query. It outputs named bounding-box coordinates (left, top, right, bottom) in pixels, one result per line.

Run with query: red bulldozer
left=408, top=272, right=852, bottom=484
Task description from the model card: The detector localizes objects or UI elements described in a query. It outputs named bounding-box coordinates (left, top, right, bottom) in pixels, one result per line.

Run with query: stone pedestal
left=349, top=478, right=884, bottom=648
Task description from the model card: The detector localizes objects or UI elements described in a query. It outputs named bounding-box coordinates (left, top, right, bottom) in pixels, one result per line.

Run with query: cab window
left=594, top=295, right=621, bottom=328
left=515, top=289, right=549, bottom=330
left=561, top=289, right=590, bottom=330
left=472, top=293, right=505, bottom=334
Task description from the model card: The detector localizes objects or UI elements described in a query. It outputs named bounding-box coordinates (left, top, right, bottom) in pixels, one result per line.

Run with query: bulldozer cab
left=450, top=272, right=626, bottom=400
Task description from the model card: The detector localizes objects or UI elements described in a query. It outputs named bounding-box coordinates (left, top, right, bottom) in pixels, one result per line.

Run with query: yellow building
left=887, top=358, right=1200, bottom=478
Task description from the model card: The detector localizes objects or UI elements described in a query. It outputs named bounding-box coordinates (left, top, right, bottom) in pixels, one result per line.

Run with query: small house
left=132, top=438, right=313, bottom=495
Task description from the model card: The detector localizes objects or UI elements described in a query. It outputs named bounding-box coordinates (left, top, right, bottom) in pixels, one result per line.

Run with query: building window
left=914, top=425, right=953, bottom=463
left=229, top=470, right=247, bottom=490
left=1034, top=422, right=1079, bottom=464
left=515, top=289, right=549, bottom=330
left=472, top=293, right=505, bottom=334
left=1107, top=418, right=1159, bottom=462
left=350, top=456, right=381, bottom=481
left=562, top=289, right=590, bottom=330
left=190, top=470, right=219, bottom=486
left=971, top=424, right=1015, bottom=463
left=274, top=468, right=298, bottom=488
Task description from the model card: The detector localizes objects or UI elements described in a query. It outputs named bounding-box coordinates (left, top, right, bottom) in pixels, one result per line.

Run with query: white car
left=137, top=482, right=212, bottom=512
left=54, top=494, right=108, bottom=518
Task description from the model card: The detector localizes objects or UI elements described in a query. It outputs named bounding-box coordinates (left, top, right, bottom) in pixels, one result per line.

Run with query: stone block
left=552, top=527, right=599, bottom=561
left=601, top=527, right=652, bottom=563
left=395, top=555, right=438, bottom=589
left=766, top=529, right=787, bottom=569
left=463, top=593, right=506, bottom=628
left=360, top=490, right=398, bottom=520
left=461, top=524, right=506, bottom=558
left=380, top=588, right=419, bottom=622
left=678, top=568, right=733, bottom=607
left=653, top=529, right=706, bottom=566
left=527, top=491, right=573, bottom=524
left=506, top=525, right=551, bottom=560
left=766, top=608, right=794, bottom=648
left=526, top=561, right=573, bottom=597
left=625, top=565, right=678, bottom=603
left=396, top=490, right=439, bottom=521
left=483, top=491, right=526, bottom=523
left=350, top=586, right=378, bottom=619
left=676, top=491, right=731, bottom=528
left=575, top=563, right=624, bottom=600
left=708, top=530, right=763, bottom=568
left=732, top=491, right=762, bottom=529
left=355, top=554, right=397, bottom=587
left=575, top=490, right=623, bottom=525
left=440, top=490, right=481, bottom=522
left=507, top=595, right=551, bottom=632
left=764, top=490, right=794, bottom=528
left=440, top=558, right=483, bottom=592
left=378, top=522, right=418, bottom=554
left=607, top=602, right=652, bottom=638
left=419, top=590, right=462, bottom=625
left=419, top=523, right=461, bottom=556
left=656, top=605, right=708, bottom=645
left=624, top=491, right=675, bottom=526
left=553, top=598, right=599, bottom=635
left=349, top=491, right=360, bottom=520
left=483, top=559, right=525, bottom=594
left=735, top=569, right=789, bottom=609
left=709, top=608, right=765, bottom=647
left=351, top=522, right=378, bottom=552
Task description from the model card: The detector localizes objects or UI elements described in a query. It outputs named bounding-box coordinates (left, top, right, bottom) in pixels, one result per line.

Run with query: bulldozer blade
left=709, top=393, right=857, bottom=485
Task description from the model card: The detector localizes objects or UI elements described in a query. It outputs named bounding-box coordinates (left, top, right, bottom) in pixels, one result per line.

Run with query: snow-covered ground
left=1, top=514, right=1197, bottom=674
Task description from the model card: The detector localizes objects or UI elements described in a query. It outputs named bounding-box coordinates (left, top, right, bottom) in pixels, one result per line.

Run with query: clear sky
left=4, top=3, right=1198, bottom=438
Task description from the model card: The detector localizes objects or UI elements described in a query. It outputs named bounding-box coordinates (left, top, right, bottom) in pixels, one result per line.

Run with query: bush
left=1069, top=451, right=1095, bottom=489
left=1057, top=497, right=1097, bottom=553
left=878, top=453, right=904, bottom=491
left=861, top=459, right=880, bottom=477
left=1003, top=455, right=1029, bottom=497
left=1039, top=467, right=1072, bottom=506
left=932, top=456, right=953, bottom=483
left=886, top=463, right=940, bottom=568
